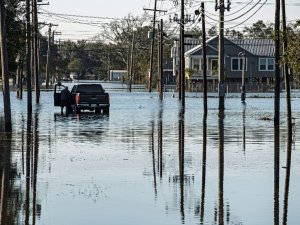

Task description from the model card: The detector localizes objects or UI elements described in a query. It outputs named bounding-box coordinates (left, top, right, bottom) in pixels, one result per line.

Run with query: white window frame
left=259, top=58, right=275, bottom=71
left=231, top=57, right=247, bottom=71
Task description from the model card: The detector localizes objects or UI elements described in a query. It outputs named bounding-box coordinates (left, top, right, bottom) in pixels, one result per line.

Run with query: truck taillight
left=76, top=93, right=80, bottom=104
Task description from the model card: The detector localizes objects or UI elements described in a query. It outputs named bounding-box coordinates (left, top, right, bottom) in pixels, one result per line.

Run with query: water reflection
left=178, top=108, right=185, bottom=224
left=218, top=112, right=225, bottom=225
left=274, top=124, right=280, bottom=225
left=0, top=133, right=12, bottom=224
left=283, top=130, right=293, bottom=225
left=200, top=115, right=207, bottom=224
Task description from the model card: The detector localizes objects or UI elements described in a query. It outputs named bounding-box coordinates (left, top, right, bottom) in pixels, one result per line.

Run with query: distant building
left=110, top=70, right=127, bottom=81
left=184, top=36, right=277, bottom=84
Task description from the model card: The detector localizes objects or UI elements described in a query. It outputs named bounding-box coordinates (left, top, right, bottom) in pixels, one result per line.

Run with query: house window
left=211, top=59, right=218, bottom=76
left=192, top=58, right=200, bottom=70
left=231, top=57, right=247, bottom=71
left=259, top=58, right=274, bottom=71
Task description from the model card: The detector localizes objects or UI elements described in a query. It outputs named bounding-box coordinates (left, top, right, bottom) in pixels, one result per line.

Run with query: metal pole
left=32, top=0, right=40, bottom=103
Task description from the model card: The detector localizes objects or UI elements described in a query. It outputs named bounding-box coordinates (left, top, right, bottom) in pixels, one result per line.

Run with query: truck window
left=75, top=84, right=104, bottom=94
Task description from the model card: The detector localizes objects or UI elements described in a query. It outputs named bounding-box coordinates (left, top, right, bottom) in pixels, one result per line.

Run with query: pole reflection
left=158, top=104, right=163, bottom=178
left=150, top=119, right=157, bottom=197
left=274, top=124, right=280, bottom=225
left=282, top=130, right=293, bottom=225
left=200, top=114, right=207, bottom=224
left=0, top=133, right=12, bottom=224
left=242, top=104, right=246, bottom=152
left=179, top=108, right=185, bottom=223
left=218, top=112, right=224, bottom=225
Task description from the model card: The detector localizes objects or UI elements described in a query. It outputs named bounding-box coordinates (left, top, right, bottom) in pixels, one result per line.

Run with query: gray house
left=185, top=36, right=277, bottom=84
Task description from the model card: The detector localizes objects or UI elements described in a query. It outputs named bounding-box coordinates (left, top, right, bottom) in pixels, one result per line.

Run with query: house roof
left=185, top=36, right=275, bottom=57
left=230, top=39, right=275, bottom=57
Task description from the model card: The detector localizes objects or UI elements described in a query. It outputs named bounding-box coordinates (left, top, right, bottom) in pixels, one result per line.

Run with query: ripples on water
left=0, top=88, right=300, bottom=225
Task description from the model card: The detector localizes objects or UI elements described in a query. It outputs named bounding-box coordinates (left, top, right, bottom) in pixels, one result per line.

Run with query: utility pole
left=144, top=3, right=167, bottom=92
left=215, top=0, right=231, bottom=112
left=180, top=0, right=185, bottom=108
left=282, top=0, right=292, bottom=133
left=128, top=33, right=135, bottom=92
left=195, top=3, right=208, bottom=115
left=239, top=51, right=246, bottom=103
left=45, top=23, right=58, bottom=89
left=274, top=0, right=280, bottom=126
left=26, top=0, right=32, bottom=113
left=32, top=0, right=40, bottom=103
left=0, top=0, right=12, bottom=132
left=158, top=19, right=164, bottom=101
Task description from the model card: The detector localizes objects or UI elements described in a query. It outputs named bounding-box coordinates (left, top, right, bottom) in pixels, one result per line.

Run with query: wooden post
left=0, top=0, right=12, bottom=132
left=45, top=24, right=51, bottom=89
left=274, top=0, right=280, bottom=125
left=32, top=0, right=40, bottom=103
left=26, top=0, right=32, bottom=113
left=180, top=0, right=185, bottom=108
left=158, top=19, right=164, bottom=100
left=201, top=3, right=208, bottom=115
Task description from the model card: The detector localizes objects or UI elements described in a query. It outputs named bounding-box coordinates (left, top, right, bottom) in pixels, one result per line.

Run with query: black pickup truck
left=54, top=83, right=110, bottom=114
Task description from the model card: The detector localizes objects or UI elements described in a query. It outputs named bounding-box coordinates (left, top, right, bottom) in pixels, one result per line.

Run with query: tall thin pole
left=26, top=0, right=32, bottom=113
left=148, top=0, right=157, bottom=92
left=241, top=51, right=246, bottom=103
left=0, top=0, right=12, bottom=132
left=201, top=3, right=207, bottom=115
left=159, top=19, right=164, bottom=100
left=218, top=0, right=225, bottom=111
left=129, top=33, right=135, bottom=92
left=32, top=0, right=40, bottom=103
left=282, top=0, right=292, bottom=133
left=180, top=0, right=185, bottom=108
left=274, top=0, right=280, bottom=125
left=45, top=24, right=51, bottom=89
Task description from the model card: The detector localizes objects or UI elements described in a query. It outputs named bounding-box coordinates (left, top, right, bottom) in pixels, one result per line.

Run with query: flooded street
left=1, top=87, right=300, bottom=225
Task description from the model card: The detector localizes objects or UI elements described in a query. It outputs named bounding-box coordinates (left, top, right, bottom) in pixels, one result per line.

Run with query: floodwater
left=1, top=84, right=300, bottom=225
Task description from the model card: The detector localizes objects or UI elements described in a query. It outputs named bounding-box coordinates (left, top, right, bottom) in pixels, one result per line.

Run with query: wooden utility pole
left=217, top=0, right=225, bottom=111
left=45, top=23, right=58, bottom=89
left=147, top=0, right=157, bottom=92
left=180, top=0, right=185, bottom=108
left=274, top=0, right=280, bottom=126
left=32, top=0, right=39, bottom=103
left=128, top=33, right=135, bottom=92
left=158, top=19, right=164, bottom=101
left=26, top=0, right=32, bottom=113
left=0, top=0, right=12, bottom=132
left=201, top=3, right=207, bottom=115
left=240, top=51, right=246, bottom=103
left=282, top=0, right=292, bottom=133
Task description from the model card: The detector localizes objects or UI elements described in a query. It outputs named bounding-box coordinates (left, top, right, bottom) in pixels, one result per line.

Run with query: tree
left=1, top=0, right=12, bottom=132
left=243, top=20, right=274, bottom=38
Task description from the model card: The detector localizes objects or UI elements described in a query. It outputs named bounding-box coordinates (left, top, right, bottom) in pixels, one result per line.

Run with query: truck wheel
left=95, top=109, right=101, bottom=114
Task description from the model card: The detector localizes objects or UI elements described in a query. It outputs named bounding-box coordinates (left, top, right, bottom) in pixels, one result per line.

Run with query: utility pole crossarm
left=143, top=8, right=167, bottom=13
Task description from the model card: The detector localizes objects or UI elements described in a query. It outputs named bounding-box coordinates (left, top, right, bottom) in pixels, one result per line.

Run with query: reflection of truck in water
left=54, top=83, right=110, bottom=114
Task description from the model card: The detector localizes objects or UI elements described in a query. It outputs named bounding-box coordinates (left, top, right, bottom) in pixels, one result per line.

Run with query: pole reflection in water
left=242, top=104, right=246, bottom=152
left=0, top=133, right=12, bottom=224
left=200, top=114, right=207, bottom=224
left=158, top=104, right=163, bottom=178
left=274, top=124, right=280, bottom=225
left=283, top=130, right=293, bottom=225
left=218, top=112, right=225, bottom=225
left=24, top=111, right=41, bottom=225
left=178, top=108, right=185, bottom=223
left=25, top=113, right=32, bottom=225
left=150, top=119, right=157, bottom=197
